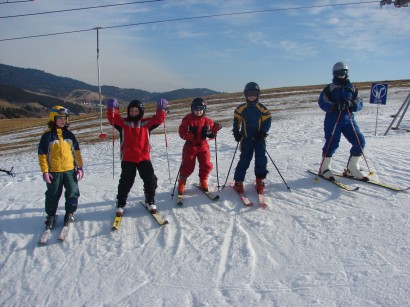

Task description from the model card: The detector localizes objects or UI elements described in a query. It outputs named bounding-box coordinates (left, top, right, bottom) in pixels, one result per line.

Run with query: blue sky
left=0, top=0, right=409, bottom=93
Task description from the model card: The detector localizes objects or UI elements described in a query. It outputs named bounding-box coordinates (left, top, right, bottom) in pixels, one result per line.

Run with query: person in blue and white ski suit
left=318, top=62, right=368, bottom=180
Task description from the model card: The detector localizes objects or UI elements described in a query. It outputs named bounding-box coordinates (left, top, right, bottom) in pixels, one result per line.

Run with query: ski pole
left=264, top=149, right=291, bottom=193
left=346, top=109, right=372, bottom=173
left=221, top=141, right=239, bottom=190
left=171, top=169, right=180, bottom=199
left=318, top=111, right=342, bottom=174
left=214, top=136, right=220, bottom=191
left=164, top=119, right=172, bottom=184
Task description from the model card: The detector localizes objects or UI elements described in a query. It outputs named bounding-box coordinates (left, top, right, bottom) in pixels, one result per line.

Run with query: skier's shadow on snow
left=270, top=174, right=351, bottom=200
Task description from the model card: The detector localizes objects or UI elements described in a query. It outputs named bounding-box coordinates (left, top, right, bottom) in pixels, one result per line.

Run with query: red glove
left=184, top=132, right=195, bottom=141
left=211, top=123, right=222, bottom=134
left=43, top=173, right=53, bottom=184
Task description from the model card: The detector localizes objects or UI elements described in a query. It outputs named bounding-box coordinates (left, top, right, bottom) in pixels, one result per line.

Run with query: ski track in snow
left=0, top=87, right=409, bottom=306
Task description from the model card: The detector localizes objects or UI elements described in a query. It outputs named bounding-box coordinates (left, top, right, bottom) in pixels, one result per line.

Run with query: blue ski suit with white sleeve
left=318, top=78, right=365, bottom=157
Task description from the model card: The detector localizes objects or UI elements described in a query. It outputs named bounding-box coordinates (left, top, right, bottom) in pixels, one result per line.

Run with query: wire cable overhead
left=0, top=1, right=380, bottom=42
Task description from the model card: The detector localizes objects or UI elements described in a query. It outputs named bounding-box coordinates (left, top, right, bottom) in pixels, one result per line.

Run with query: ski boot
left=145, top=195, right=157, bottom=214
left=178, top=177, right=186, bottom=196
left=345, top=155, right=369, bottom=181
left=64, top=212, right=74, bottom=226
left=116, top=199, right=126, bottom=217
left=255, top=178, right=265, bottom=194
left=319, top=157, right=335, bottom=181
left=233, top=181, right=244, bottom=194
left=116, top=207, right=124, bottom=217
left=200, top=179, right=208, bottom=192
left=44, top=215, right=56, bottom=230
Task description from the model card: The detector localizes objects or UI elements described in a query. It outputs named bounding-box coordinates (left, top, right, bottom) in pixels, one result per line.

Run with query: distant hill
left=0, top=63, right=221, bottom=118
left=0, top=84, right=86, bottom=119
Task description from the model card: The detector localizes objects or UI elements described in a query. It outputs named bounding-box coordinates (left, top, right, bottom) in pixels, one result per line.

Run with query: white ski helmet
left=332, top=62, right=349, bottom=79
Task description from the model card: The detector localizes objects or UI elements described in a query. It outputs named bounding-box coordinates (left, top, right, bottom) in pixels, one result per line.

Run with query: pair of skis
left=178, top=182, right=267, bottom=209
left=229, top=182, right=267, bottom=209
left=308, top=169, right=409, bottom=192
left=103, top=184, right=218, bottom=228
left=38, top=217, right=71, bottom=244
left=111, top=201, right=169, bottom=230
left=177, top=183, right=220, bottom=206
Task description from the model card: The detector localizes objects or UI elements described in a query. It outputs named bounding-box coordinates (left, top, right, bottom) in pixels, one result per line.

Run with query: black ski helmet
left=244, top=82, right=260, bottom=99
left=191, top=97, right=206, bottom=114
left=127, top=99, right=144, bottom=121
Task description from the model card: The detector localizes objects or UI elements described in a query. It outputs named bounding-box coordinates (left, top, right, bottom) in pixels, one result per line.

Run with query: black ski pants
left=116, top=160, right=157, bottom=207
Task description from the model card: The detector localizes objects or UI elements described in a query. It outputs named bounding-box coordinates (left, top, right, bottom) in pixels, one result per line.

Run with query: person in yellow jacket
left=38, top=106, right=84, bottom=229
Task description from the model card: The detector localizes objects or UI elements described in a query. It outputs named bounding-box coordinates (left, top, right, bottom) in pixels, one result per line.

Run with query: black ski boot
left=64, top=212, right=74, bottom=226
left=45, top=215, right=56, bottom=230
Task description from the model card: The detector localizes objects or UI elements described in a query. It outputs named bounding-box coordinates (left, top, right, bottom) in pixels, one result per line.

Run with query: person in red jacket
left=178, top=97, right=221, bottom=195
left=106, top=98, right=169, bottom=214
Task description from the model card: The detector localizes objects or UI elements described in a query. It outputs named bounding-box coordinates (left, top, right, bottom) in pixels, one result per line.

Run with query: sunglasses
left=193, top=106, right=206, bottom=111
left=51, top=107, right=70, bottom=117
left=334, top=69, right=348, bottom=77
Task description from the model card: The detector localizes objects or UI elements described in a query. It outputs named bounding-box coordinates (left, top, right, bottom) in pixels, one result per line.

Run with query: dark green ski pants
left=44, top=170, right=80, bottom=216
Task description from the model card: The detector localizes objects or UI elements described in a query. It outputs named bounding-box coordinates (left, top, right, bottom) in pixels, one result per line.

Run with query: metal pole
left=346, top=109, right=371, bottom=173
left=265, top=149, right=291, bottom=193
left=112, top=110, right=115, bottom=178
left=375, top=103, right=379, bottom=136
left=384, top=92, right=410, bottom=135
left=214, top=136, right=220, bottom=191
left=221, top=142, right=239, bottom=190
left=318, top=111, right=342, bottom=174
left=171, top=169, right=180, bottom=199
left=164, top=120, right=172, bottom=184
left=96, top=27, right=107, bottom=138
left=394, top=94, right=410, bottom=129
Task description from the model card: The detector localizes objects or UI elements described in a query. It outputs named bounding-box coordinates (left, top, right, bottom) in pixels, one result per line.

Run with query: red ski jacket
left=107, top=108, right=166, bottom=163
left=178, top=113, right=217, bottom=146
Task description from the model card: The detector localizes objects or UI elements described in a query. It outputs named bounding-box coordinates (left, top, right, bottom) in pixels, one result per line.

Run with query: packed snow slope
left=1, top=86, right=409, bottom=306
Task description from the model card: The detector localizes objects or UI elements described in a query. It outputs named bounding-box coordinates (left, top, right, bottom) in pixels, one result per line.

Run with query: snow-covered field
left=1, top=86, right=409, bottom=306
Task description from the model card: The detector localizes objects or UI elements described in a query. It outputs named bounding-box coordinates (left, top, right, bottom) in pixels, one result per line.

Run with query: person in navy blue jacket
left=318, top=62, right=368, bottom=181
left=232, top=82, right=272, bottom=194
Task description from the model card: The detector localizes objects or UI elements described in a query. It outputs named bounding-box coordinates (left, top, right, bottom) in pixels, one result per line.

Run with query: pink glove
left=184, top=132, right=195, bottom=141
left=43, top=173, right=53, bottom=184
left=211, top=123, right=222, bottom=134
left=76, top=167, right=84, bottom=181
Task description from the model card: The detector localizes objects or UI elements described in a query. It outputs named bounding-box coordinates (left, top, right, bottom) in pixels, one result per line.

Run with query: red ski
left=254, top=182, right=267, bottom=209
left=229, top=183, right=254, bottom=207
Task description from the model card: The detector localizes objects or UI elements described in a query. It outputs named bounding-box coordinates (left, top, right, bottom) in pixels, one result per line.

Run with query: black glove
left=255, top=130, right=268, bottom=140
left=337, top=99, right=352, bottom=111
left=329, top=102, right=337, bottom=113
left=233, top=130, right=242, bottom=142
left=330, top=100, right=350, bottom=112
left=188, top=126, right=197, bottom=135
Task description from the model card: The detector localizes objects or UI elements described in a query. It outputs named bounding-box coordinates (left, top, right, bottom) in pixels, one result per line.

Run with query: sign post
left=369, top=83, right=388, bottom=136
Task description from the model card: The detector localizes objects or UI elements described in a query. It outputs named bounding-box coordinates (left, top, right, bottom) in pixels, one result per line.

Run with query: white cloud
left=279, top=40, right=318, bottom=58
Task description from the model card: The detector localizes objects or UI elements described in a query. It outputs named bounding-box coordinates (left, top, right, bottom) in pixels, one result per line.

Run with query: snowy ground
left=0, top=86, right=409, bottom=306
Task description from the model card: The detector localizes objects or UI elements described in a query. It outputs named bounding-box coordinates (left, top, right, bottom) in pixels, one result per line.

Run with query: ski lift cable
left=0, top=1, right=381, bottom=42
